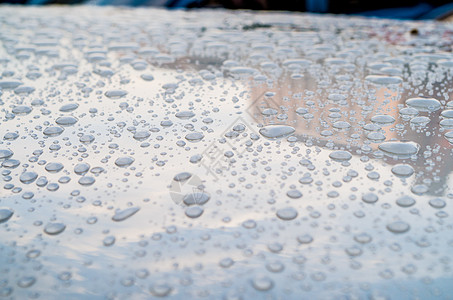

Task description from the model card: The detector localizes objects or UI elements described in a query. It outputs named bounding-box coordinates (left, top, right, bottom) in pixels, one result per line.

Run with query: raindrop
left=378, top=141, right=419, bottom=158
left=59, top=103, right=79, bottom=112
left=396, top=196, right=416, bottom=207
left=56, top=116, right=78, bottom=126
left=329, top=150, right=352, bottom=161
left=185, top=132, right=204, bottom=142
left=43, top=126, right=64, bottom=137
left=251, top=276, right=274, bottom=291
left=0, top=149, right=14, bottom=160
left=105, top=90, right=128, bottom=99
left=44, top=222, right=66, bottom=235
left=183, top=192, right=210, bottom=206
left=175, top=111, right=195, bottom=119
left=259, top=125, right=295, bottom=140
left=115, top=157, right=135, bottom=167
left=405, top=97, right=441, bottom=112
left=20, top=172, right=38, bottom=184
left=185, top=206, right=204, bottom=218
left=386, top=221, right=410, bottom=234
left=276, top=207, right=298, bottom=220
left=429, top=198, right=446, bottom=209
left=0, top=208, right=14, bottom=223
left=173, top=172, right=192, bottom=182
left=12, top=105, right=32, bottom=115
left=391, top=164, right=414, bottom=177
left=149, top=282, right=173, bottom=297
left=362, top=193, right=378, bottom=204
left=45, top=162, right=64, bottom=173
left=112, top=207, right=140, bottom=222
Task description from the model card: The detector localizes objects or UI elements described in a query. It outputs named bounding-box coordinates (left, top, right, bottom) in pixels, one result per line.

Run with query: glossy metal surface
left=0, top=6, right=452, bottom=299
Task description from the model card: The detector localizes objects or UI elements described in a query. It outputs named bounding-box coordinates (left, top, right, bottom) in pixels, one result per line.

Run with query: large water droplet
left=391, top=164, right=414, bottom=177
left=386, top=221, right=410, bottom=234
left=0, top=208, right=14, bottom=223
left=0, top=149, right=14, bottom=160
left=44, top=222, right=66, bottom=235
left=396, top=196, right=416, bottom=207
left=185, top=132, right=204, bottom=142
left=43, top=126, right=64, bottom=137
left=112, top=207, right=140, bottom=222
left=115, top=156, right=135, bottom=167
left=276, top=207, right=298, bottom=220
left=183, top=192, right=210, bottom=206
left=365, top=75, right=402, bottom=85
left=185, top=206, right=204, bottom=218
left=20, top=171, right=38, bottom=184
left=105, top=90, right=127, bottom=99
left=259, top=125, right=295, bottom=140
left=378, top=141, right=419, bottom=158
left=56, top=116, right=78, bottom=126
left=329, top=150, right=352, bottom=161
left=405, top=97, right=441, bottom=112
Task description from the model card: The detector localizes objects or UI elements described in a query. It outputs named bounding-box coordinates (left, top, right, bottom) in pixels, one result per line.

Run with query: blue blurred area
left=355, top=2, right=453, bottom=19
left=2, top=0, right=453, bottom=20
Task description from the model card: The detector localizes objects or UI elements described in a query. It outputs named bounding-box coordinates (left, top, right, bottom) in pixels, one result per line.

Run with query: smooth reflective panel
left=0, top=6, right=452, bottom=300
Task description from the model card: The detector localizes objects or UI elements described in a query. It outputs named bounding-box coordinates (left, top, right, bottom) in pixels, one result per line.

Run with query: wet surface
left=0, top=6, right=453, bottom=299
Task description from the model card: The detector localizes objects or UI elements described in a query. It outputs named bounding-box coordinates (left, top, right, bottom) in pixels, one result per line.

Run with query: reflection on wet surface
left=0, top=6, right=453, bottom=299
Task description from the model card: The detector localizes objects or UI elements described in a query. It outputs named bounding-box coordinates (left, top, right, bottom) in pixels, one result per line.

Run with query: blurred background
left=1, top=0, right=453, bottom=20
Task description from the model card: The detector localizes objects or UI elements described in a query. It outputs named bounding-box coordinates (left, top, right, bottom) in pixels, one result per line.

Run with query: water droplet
left=365, top=75, right=402, bottom=85
left=396, top=196, right=416, bottom=207
left=43, top=126, right=64, bottom=137
left=80, top=134, right=95, bottom=144
left=59, top=103, right=79, bottom=112
left=12, top=105, right=32, bottom=115
left=429, top=198, right=446, bottom=209
left=56, top=116, right=78, bottom=126
left=219, top=258, right=234, bottom=268
left=183, top=192, right=210, bottom=206
left=185, top=132, right=204, bottom=142
left=149, top=281, right=173, bottom=297
left=329, top=150, right=352, bottom=161
left=20, top=171, right=38, bottom=184
left=103, top=236, right=116, bottom=247
left=297, top=234, right=313, bottom=244
left=405, top=97, right=441, bottom=112
left=276, top=207, right=298, bottom=220
left=371, top=114, right=395, bottom=125
left=112, top=207, right=140, bottom=222
left=105, top=90, right=127, bottom=99
left=185, top=206, right=204, bottom=218
left=74, top=163, right=90, bottom=175
left=287, top=190, right=302, bottom=199
left=378, top=141, right=419, bottom=158
left=173, top=172, right=192, bottom=182
left=175, top=111, right=195, bottom=119
left=362, top=193, right=378, bottom=204
left=391, top=164, right=414, bottom=177
left=0, top=208, right=14, bottom=223
left=0, top=149, right=14, bottom=160
left=259, top=125, right=295, bottom=139
left=386, top=221, right=410, bottom=234
left=354, top=233, right=372, bottom=244
left=133, top=131, right=151, bottom=141
left=44, top=222, right=66, bottom=235
left=78, top=176, right=95, bottom=186
left=332, top=121, right=351, bottom=129
left=45, top=162, right=64, bottom=173
left=17, top=276, right=36, bottom=288
left=115, top=156, right=134, bottom=167
left=0, top=79, right=23, bottom=89
left=251, top=276, right=274, bottom=291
